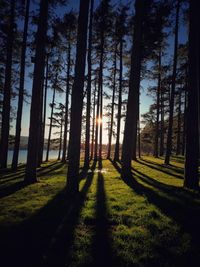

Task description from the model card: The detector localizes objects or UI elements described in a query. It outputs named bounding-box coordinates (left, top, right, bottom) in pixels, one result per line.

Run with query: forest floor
left=0, top=156, right=200, bottom=267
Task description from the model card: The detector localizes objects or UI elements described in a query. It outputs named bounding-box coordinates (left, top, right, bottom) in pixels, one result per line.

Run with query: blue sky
left=10, top=0, right=188, bottom=145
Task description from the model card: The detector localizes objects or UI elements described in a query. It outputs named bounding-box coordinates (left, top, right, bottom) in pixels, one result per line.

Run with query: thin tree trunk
left=107, top=44, right=117, bottom=159
left=94, top=74, right=100, bottom=160
left=121, top=0, right=144, bottom=173
left=62, top=39, right=71, bottom=162
left=114, top=39, right=123, bottom=161
left=138, top=109, right=141, bottom=158
left=99, top=34, right=104, bottom=160
left=0, top=0, right=15, bottom=169
left=176, top=90, right=181, bottom=155
left=37, top=63, right=45, bottom=167
left=25, top=0, right=48, bottom=183
left=154, top=48, right=161, bottom=158
left=66, top=0, right=90, bottom=194
left=84, top=0, right=94, bottom=168
left=184, top=0, right=199, bottom=190
left=58, top=119, right=63, bottom=160
left=182, top=85, right=187, bottom=155
left=159, top=78, right=164, bottom=156
left=46, top=86, right=56, bottom=162
left=12, top=0, right=30, bottom=170
left=165, top=0, right=180, bottom=164
left=40, top=53, right=49, bottom=163
left=90, top=79, right=97, bottom=160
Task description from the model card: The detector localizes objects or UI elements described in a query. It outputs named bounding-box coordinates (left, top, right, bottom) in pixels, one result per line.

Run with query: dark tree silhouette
left=165, top=0, right=180, bottom=165
left=25, top=0, right=49, bottom=183
left=66, top=0, right=90, bottom=194
left=114, top=5, right=127, bottom=162
left=0, top=0, right=15, bottom=169
left=184, top=0, right=199, bottom=190
left=84, top=0, right=94, bottom=168
left=121, top=0, right=145, bottom=173
left=12, top=0, right=30, bottom=170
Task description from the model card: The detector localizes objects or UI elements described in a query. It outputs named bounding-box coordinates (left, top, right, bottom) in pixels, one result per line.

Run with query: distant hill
left=8, top=136, right=48, bottom=150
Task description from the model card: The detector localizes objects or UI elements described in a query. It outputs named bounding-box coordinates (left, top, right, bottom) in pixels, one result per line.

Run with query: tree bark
left=121, top=0, right=145, bottom=173
left=184, top=0, right=199, bottom=190
left=58, top=119, right=63, bottom=160
left=107, top=44, right=117, bottom=159
left=84, top=0, right=94, bottom=168
left=62, top=38, right=71, bottom=162
left=12, top=0, right=30, bottom=170
left=114, top=39, right=123, bottom=161
left=154, top=48, right=161, bottom=158
left=94, top=73, right=100, bottom=160
left=159, top=76, right=164, bottom=156
left=66, top=0, right=90, bottom=194
left=46, top=85, right=56, bottom=162
left=165, top=0, right=180, bottom=164
left=39, top=53, right=49, bottom=164
left=176, top=90, right=181, bottom=155
left=90, top=79, right=97, bottom=160
left=25, top=0, right=49, bottom=183
left=99, top=33, right=104, bottom=160
left=0, top=0, right=15, bottom=169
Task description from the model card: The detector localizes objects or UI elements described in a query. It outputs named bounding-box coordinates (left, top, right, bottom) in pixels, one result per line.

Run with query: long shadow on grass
left=39, top=160, right=97, bottom=267
left=0, top=161, right=96, bottom=267
left=138, top=158, right=184, bottom=179
left=0, top=162, right=66, bottom=198
left=111, top=160, right=200, bottom=261
left=91, top=162, right=113, bottom=266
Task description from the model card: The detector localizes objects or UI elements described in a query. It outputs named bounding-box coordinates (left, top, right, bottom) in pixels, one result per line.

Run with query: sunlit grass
left=0, top=157, right=200, bottom=266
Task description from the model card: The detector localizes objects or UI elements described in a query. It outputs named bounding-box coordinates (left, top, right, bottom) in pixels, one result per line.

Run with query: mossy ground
left=0, top=156, right=200, bottom=267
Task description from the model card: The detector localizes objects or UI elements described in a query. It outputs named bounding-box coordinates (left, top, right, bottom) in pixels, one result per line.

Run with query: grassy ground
left=0, top=156, right=200, bottom=267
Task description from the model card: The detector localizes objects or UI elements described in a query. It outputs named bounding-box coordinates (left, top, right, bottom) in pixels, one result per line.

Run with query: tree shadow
left=0, top=162, right=66, bottom=199
left=38, top=161, right=65, bottom=177
left=0, top=180, right=27, bottom=199
left=91, top=166, right=113, bottom=266
left=110, top=160, right=200, bottom=264
left=38, top=161, right=96, bottom=267
left=138, top=158, right=184, bottom=179
left=0, top=162, right=96, bottom=267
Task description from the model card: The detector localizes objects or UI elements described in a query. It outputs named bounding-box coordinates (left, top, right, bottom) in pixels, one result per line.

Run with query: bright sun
left=97, top=117, right=102, bottom=125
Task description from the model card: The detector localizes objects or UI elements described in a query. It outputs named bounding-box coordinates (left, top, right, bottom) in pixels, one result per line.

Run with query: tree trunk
left=164, top=0, right=180, bottom=164
left=46, top=86, right=56, bottom=162
left=176, top=90, right=181, bottom=155
left=25, top=0, right=48, bottom=183
left=121, top=0, right=145, bottom=173
left=84, top=0, right=94, bottom=168
left=182, top=85, right=187, bottom=156
left=58, top=119, right=63, bottom=160
left=66, top=0, right=90, bottom=194
left=114, top=39, right=123, bottom=161
left=184, top=0, right=199, bottom=190
left=0, top=0, right=15, bottom=169
left=154, top=48, right=161, bottom=158
left=107, top=44, right=117, bottom=159
left=40, top=53, right=49, bottom=164
left=94, top=74, right=100, bottom=160
left=90, top=79, right=97, bottom=160
left=12, top=0, right=30, bottom=170
left=99, top=33, right=104, bottom=160
left=159, top=77, right=164, bottom=156
left=37, top=61, right=45, bottom=167
left=62, top=38, right=71, bottom=162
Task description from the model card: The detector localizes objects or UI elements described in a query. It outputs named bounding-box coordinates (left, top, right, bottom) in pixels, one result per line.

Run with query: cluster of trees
left=0, top=0, right=199, bottom=192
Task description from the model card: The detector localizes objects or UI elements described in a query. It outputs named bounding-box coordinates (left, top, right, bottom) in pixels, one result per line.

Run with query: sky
left=10, top=0, right=188, bottom=145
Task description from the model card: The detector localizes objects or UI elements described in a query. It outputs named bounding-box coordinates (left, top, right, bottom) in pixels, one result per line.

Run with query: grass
left=0, top=157, right=200, bottom=267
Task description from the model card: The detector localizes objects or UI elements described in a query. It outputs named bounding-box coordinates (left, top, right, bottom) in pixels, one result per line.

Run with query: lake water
left=7, top=150, right=61, bottom=164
